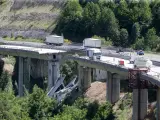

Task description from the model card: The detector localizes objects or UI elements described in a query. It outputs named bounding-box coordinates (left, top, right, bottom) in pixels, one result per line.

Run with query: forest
left=55, top=0, right=160, bottom=51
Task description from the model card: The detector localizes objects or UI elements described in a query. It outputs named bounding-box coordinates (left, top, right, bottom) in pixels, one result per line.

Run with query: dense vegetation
left=55, top=0, right=160, bottom=51
left=0, top=70, right=114, bottom=120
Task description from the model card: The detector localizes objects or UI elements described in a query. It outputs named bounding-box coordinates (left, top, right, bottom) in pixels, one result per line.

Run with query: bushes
left=73, top=98, right=113, bottom=120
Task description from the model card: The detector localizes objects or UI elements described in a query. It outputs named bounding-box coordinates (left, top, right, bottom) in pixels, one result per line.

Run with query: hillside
left=0, top=0, right=66, bottom=39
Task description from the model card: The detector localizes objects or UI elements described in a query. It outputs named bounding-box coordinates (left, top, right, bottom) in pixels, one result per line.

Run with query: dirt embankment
left=84, top=81, right=106, bottom=103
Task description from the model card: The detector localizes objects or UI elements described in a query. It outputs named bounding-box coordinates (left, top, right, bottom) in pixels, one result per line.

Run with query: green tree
left=27, top=85, right=56, bottom=120
left=83, top=2, right=101, bottom=35
left=138, top=1, right=152, bottom=24
left=60, top=60, right=77, bottom=85
left=100, top=7, right=120, bottom=45
left=53, top=105, right=87, bottom=120
left=57, top=0, right=83, bottom=38
left=115, top=0, right=130, bottom=29
left=93, top=101, right=113, bottom=120
left=73, top=98, right=113, bottom=120
left=130, top=22, right=141, bottom=44
left=0, top=71, right=10, bottom=91
left=133, top=37, right=145, bottom=50
left=120, top=28, right=129, bottom=47
left=61, top=0, right=82, bottom=23
left=151, top=1, right=160, bottom=33
left=98, top=0, right=116, bottom=11
left=145, top=28, right=160, bottom=50
left=0, top=92, right=30, bottom=120
left=128, top=1, right=152, bottom=23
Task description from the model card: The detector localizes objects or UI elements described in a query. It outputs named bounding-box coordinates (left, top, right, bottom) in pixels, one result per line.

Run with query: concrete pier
left=83, top=67, right=91, bottom=91
left=106, top=72, right=120, bottom=104
left=157, top=88, right=160, bottom=120
left=18, top=57, right=24, bottom=96
left=78, top=65, right=84, bottom=92
left=133, top=89, right=148, bottom=120
left=23, top=58, right=31, bottom=91
left=48, top=61, right=60, bottom=90
left=18, top=57, right=31, bottom=96
left=78, top=66, right=92, bottom=92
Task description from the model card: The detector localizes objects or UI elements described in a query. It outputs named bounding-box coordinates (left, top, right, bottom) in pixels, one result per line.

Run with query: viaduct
left=0, top=40, right=160, bottom=120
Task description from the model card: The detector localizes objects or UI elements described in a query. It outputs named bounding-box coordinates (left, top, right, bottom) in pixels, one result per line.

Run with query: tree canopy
left=55, top=0, right=160, bottom=51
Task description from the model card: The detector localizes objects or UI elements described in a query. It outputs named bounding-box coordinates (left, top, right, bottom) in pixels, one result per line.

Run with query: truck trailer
left=45, top=35, right=64, bottom=46
left=83, top=38, right=101, bottom=48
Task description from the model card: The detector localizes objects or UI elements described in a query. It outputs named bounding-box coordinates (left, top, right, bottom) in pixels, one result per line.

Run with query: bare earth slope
left=0, top=0, right=66, bottom=39
left=85, top=81, right=106, bottom=103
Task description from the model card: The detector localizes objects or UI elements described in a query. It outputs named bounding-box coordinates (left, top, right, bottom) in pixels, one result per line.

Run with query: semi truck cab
left=86, top=48, right=102, bottom=60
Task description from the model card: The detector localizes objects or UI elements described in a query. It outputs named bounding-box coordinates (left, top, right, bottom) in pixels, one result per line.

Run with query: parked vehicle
left=83, top=38, right=101, bottom=48
left=45, top=35, right=64, bottom=46
left=86, top=48, right=102, bottom=60
left=137, top=50, right=144, bottom=55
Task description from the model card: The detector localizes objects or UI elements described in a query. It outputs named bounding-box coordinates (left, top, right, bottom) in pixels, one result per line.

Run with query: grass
left=0, top=0, right=63, bottom=32
left=3, top=36, right=43, bottom=43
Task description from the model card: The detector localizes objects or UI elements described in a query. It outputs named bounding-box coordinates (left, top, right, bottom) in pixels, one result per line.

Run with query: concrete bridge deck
left=0, top=45, right=66, bottom=60
left=69, top=56, right=160, bottom=87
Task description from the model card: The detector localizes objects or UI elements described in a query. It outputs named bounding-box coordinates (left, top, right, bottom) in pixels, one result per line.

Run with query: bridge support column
left=91, top=68, right=95, bottom=82
left=78, top=65, right=83, bottom=91
left=18, top=57, right=24, bottom=96
left=83, top=67, right=91, bottom=91
left=23, top=58, right=31, bottom=92
left=157, top=88, right=160, bottom=120
left=78, top=66, right=91, bottom=92
left=48, top=61, right=60, bottom=90
left=106, top=72, right=120, bottom=104
left=18, top=57, right=31, bottom=96
left=133, top=89, right=148, bottom=120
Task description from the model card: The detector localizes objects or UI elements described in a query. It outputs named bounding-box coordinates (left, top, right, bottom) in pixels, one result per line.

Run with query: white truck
left=86, top=48, right=102, bottom=60
left=83, top=38, right=101, bottom=48
left=45, top=35, right=64, bottom=46
left=134, top=56, right=152, bottom=69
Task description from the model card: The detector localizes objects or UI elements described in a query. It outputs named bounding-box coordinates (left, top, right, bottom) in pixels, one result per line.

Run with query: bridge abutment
left=106, top=72, right=120, bottom=104
left=132, top=89, right=148, bottom=120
